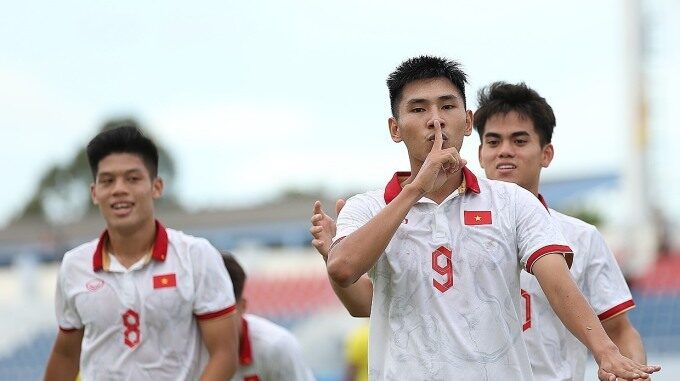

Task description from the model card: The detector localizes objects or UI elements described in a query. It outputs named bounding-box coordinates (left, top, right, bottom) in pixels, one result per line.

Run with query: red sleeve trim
left=598, top=299, right=636, bottom=321
left=195, top=304, right=236, bottom=320
left=526, top=244, right=573, bottom=274
left=330, top=236, right=346, bottom=251
left=59, top=326, right=80, bottom=333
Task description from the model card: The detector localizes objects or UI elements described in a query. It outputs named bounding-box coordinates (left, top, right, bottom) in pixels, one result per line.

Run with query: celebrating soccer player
left=311, top=56, right=660, bottom=380
left=43, top=126, right=239, bottom=381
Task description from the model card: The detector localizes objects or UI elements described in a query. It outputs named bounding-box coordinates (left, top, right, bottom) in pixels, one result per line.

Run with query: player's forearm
left=534, top=256, right=620, bottom=361
left=199, top=349, right=237, bottom=381
left=329, top=274, right=373, bottom=317
left=328, top=183, right=423, bottom=287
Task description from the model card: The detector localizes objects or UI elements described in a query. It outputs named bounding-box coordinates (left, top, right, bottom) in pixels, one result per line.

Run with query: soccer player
left=314, top=55, right=659, bottom=380
left=43, top=126, right=239, bottom=381
left=474, top=81, right=647, bottom=380
left=311, top=81, right=650, bottom=380
left=220, top=252, right=316, bottom=381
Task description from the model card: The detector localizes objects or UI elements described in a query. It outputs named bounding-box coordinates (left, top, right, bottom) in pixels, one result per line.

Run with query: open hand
left=310, top=199, right=345, bottom=259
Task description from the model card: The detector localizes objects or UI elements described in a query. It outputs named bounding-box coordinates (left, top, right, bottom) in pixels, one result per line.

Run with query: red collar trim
left=92, top=220, right=169, bottom=272
left=537, top=194, right=549, bottom=211
left=239, top=317, right=253, bottom=365
left=383, top=167, right=480, bottom=204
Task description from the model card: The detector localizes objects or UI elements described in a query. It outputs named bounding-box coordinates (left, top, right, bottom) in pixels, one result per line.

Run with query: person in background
left=221, top=252, right=316, bottom=381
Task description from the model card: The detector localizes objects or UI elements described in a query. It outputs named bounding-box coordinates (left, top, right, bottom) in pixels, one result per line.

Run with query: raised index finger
left=433, top=120, right=444, bottom=151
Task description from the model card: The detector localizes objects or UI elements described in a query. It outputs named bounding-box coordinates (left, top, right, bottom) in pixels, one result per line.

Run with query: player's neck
left=106, top=218, right=156, bottom=267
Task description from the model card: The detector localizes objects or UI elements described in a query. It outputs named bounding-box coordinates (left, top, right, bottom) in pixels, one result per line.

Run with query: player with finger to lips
left=315, top=55, right=660, bottom=381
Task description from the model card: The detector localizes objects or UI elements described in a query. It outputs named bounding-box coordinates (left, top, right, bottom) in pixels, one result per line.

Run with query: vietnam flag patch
left=464, top=211, right=492, bottom=225
left=153, top=273, right=177, bottom=289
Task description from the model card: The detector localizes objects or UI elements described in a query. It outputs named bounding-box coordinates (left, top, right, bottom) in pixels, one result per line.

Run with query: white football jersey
left=334, top=169, right=573, bottom=381
left=521, top=204, right=634, bottom=381
left=55, top=221, right=236, bottom=381
left=232, top=314, right=316, bottom=381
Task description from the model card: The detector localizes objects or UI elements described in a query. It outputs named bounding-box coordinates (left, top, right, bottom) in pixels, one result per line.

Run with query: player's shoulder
left=246, top=314, right=299, bottom=347
left=165, top=227, right=217, bottom=254
left=472, top=177, right=541, bottom=209
left=348, top=188, right=386, bottom=204
left=61, top=238, right=99, bottom=268
left=549, top=209, right=599, bottom=237
left=474, top=177, right=526, bottom=197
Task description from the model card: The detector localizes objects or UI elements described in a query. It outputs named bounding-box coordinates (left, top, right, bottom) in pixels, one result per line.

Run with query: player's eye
left=442, top=104, right=454, bottom=110
left=411, top=107, right=426, bottom=113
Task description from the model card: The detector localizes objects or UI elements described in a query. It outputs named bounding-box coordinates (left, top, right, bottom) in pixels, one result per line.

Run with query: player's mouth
left=110, top=201, right=134, bottom=217
left=427, top=134, right=449, bottom=142
left=495, top=163, right=517, bottom=174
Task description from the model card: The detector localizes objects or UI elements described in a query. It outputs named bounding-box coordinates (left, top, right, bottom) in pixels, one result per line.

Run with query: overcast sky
left=1, top=0, right=678, bottom=227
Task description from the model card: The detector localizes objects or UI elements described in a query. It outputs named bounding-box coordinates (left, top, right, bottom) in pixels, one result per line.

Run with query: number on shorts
left=521, top=289, right=531, bottom=331
left=432, top=246, right=453, bottom=292
left=122, top=309, right=141, bottom=348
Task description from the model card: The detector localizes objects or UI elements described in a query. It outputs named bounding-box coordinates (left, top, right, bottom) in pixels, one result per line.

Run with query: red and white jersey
left=521, top=203, right=634, bottom=381
left=55, top=221, right=236, bottom=381
left=333, top=169, right=573, bottom=381
left=232, top=314, right=316, bottom=381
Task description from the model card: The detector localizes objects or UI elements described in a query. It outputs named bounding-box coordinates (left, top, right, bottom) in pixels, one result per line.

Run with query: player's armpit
left=198, top=313, right=239, bottom=381
left=43, top=328, right=83, bottom=381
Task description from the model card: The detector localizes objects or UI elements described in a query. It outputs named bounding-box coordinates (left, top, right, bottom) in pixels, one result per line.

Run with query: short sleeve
left=55, top=260, right=83, bottom=331
left=514, top=187, right=573, bottom=273
left=582, top=229, right=634, bottom=320
left=268, top=332, right=316, bottom=381
left=192, top=239, right=236, bottom=319
left=333, top=194, right=377, bottom=245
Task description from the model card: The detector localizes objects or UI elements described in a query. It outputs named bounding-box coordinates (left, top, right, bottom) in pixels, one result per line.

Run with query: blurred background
left=1, top=0, right=679, bottom=379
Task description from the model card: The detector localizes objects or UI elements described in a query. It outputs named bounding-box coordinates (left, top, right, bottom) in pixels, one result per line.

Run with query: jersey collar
left=384, top=166, right=480, bottom=204
left=92, top=220, right=169, bottom=272
left=239, top=317, right=254, bottom=366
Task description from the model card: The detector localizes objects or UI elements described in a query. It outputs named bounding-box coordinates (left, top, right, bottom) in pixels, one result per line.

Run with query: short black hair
left=221, top=252, right=246, bottom=301
left=86, top=124, right=159, bottom=179
left=387, top=55, right=468, bottom=117
left=474, top=82, right=556, bottom=146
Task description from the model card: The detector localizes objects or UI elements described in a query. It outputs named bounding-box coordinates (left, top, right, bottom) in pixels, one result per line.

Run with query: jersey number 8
left=122, top=309, right=141, bottom=348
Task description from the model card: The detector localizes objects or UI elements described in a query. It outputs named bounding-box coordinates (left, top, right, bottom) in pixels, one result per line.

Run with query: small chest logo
left=86, top=279, right=105, bottom=292
left=153, top=273, right=177, bottom=289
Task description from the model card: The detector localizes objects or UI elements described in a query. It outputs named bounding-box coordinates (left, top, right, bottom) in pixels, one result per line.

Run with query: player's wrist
left=402, top=182, right=427, bottom=200
left=592, top=341, right=621, bottom=364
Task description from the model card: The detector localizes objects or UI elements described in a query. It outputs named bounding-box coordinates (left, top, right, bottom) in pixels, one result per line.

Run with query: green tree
left=14, top=118, right=179, bottom=225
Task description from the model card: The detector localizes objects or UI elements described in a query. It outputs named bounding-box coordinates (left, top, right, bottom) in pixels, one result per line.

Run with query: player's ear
left=541, top=143, right=554, bottom=168
left=238, top=298, right=247, bottom=312
left=464, top=110, right=473, bottom=136
left=152, top=176, right=164, bottom=199
left=389, top=117, right=402, bottom=143
left=90, top=182, right=98, bottom=205
left=478, top=144, right=484, bottom=169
